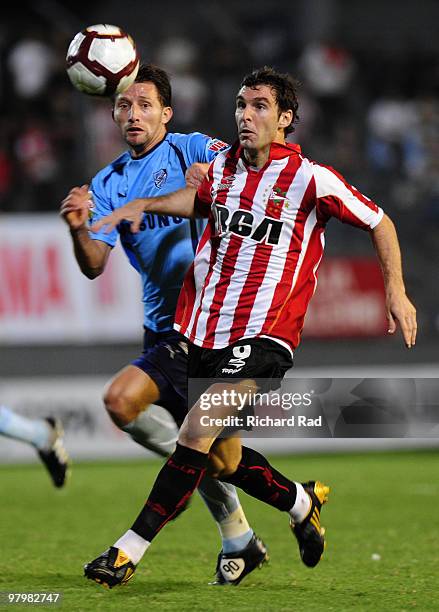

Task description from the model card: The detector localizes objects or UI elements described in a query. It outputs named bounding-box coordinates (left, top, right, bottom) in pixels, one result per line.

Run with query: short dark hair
left=134, top=63, right=172, bottom=107
left=240, top=66, right=300, bottom=135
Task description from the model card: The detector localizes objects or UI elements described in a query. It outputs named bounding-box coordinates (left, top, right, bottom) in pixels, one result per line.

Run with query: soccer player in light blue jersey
left=60, top=64, right=267, bottom=586
left=0, top=405, right=69, bottom=487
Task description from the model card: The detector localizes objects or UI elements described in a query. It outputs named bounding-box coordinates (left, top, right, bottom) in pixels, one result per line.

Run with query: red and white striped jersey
left=174, top=141, right=383, bottom=355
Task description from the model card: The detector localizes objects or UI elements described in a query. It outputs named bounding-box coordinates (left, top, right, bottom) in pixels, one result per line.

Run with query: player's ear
left=162, top=106, right=173, bottom=125
left=278, top=109, right=293, bottom=131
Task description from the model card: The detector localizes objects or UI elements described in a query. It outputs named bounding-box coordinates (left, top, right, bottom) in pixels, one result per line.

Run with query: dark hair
left=134, top=63, right=172, bottom=107
left=240, top=66, right=300, bottom=135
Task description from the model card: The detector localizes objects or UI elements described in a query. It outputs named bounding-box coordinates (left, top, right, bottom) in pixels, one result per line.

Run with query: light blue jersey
left=89, top=132, right=228, bottom=332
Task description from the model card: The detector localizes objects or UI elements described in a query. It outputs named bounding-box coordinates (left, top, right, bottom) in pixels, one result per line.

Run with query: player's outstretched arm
left=90, top=187, right=197, bottom=234
left=60, top=184, right=111, bottom=279
left=370, top=213, right=417, bottom=348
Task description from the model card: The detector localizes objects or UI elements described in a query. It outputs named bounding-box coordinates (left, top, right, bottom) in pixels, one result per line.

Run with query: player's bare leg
left=207, top=437, right=243, bottom=478
left=91, top=369, right=265, bottom=586
left=104, top=365, right=177, bottom=455
left=84, top=380, right=328, bottom=587
left=204, top=437, right=268, bottom=584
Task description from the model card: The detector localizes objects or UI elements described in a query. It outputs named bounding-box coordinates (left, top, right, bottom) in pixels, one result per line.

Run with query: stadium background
left=0, top=2, right=438, bottom=610
left=0, top=0, right=437, bottom=461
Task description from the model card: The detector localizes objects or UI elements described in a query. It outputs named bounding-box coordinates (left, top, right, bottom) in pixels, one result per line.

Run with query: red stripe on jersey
left=175, top=260, right=196, bottom=331
left=181, top=153, right=240, bottom=340
left=195, top=162, right=215, bottom=216
left=228, top=155, right=301, bottom=344
left=268, top=224, right=325, bottom=349
left=176, top=217, right=217, bottom=333
left=204, top=166, right=264, bottom=342
left=261, top=175, right=317, bottom=338
left=318, top=194, right=369, bottom=229
left=182, top=230, right=216, bottom=341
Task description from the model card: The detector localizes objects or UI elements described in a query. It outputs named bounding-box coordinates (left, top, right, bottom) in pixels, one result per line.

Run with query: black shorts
left=188, top=337, right=293, bottom=383
left=131, top=327, right=188, bottom=426
left=188, top=338, right=293, bottom=433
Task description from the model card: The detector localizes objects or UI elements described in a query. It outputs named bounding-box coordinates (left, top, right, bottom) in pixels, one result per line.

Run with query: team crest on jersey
left=153, top=169, right=168, bottom=188
left=208, top=138, right=229, bottom=153
left=266, top=186, right=289, bottom=216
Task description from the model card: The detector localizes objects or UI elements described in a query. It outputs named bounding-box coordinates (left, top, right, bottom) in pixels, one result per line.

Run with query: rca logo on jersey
left=213, top=204, right=283, bottom=245
left=208, top=138, right=229, bottom=153
left=221, top=345, right=251, bottom=374
left=153, top=169, right=168, bottom=188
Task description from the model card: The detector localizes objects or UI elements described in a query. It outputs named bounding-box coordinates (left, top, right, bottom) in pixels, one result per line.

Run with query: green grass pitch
left=1, top=450, right=438, bottom=611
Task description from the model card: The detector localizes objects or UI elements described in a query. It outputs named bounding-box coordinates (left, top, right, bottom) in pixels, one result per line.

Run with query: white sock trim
left=217, top=505, right=251, bottom=540
left=289, top=482, right=311, bottom=524
left=113, top=529, right=150, bottom=565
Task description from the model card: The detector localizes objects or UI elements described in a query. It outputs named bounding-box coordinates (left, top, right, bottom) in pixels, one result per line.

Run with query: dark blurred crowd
left=1, top=6, right=438, bottom=332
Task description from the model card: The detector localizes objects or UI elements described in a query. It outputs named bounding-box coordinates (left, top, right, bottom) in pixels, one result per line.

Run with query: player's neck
left=243, top=146, right=269, bottom=170
left=243, top=136, right=286, bottom=170
left=130, top=130, right=167, bottom=159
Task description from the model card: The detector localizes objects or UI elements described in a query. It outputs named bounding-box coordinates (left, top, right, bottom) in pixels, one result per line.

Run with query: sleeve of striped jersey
left=194, top=165, right=214, bottom=218
left=314, top=164, right=384, bottom=230
left=88, top=177, right=118, bottom=247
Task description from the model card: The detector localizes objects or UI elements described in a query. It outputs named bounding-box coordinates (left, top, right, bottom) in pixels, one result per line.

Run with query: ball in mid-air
left=66, top=24, right=140, bottom=96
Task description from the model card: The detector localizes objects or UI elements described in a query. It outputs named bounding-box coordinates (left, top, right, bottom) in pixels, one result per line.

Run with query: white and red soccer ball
left=66, top=24, right=140, bottom=96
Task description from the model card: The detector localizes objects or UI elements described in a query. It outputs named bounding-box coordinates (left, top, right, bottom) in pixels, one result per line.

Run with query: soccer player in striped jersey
left=61, top=64, right=267, bottom=586
left=86, top=66, right=417, bottom=586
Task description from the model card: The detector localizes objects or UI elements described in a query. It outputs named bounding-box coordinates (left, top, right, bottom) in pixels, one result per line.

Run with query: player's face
left=113, top=82, right=173, bottom=156
left=235, top=85, right=291, bottom=153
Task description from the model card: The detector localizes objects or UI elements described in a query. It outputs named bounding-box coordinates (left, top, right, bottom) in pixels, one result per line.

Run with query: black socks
left=131, top=443, right=208, bottom=541
left=222, top=445, right=297, bottom=511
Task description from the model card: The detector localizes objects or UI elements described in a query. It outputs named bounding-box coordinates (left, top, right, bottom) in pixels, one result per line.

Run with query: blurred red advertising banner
left=304, top=257, right=388, bottom=338
left=0, top=214, right=142, bottom=344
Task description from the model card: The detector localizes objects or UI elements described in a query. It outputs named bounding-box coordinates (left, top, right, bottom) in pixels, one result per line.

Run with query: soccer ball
left=66, top=24, right=140, bottom=96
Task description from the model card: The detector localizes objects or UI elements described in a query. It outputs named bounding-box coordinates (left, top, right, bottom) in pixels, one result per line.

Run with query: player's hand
left=185, top=163, right=209, bottom=189
left=385, top=290, right=417, bottom=348
left=90, top=199, right=148, bottom=234
left=60, top=184, right=93, bottom=230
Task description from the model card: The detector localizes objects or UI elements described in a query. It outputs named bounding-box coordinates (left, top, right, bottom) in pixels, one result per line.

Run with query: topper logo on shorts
left=213, top=204, right=283, bottom=244
left=221, top=345, right=251, bottom=374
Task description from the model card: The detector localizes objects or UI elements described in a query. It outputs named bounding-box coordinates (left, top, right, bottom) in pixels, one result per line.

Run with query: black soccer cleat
left=290, top=480, right=330, bottom=568
left=209, top=534, right=269, bottom=586
left=37, top=417, right=70, bottom=488
left=84, top=547, right=136, bottom=589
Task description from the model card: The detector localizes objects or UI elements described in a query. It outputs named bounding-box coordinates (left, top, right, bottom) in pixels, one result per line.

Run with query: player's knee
left=103, top=386, right=132, bottom=427
left=207, top=452, right=240, bottom=479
